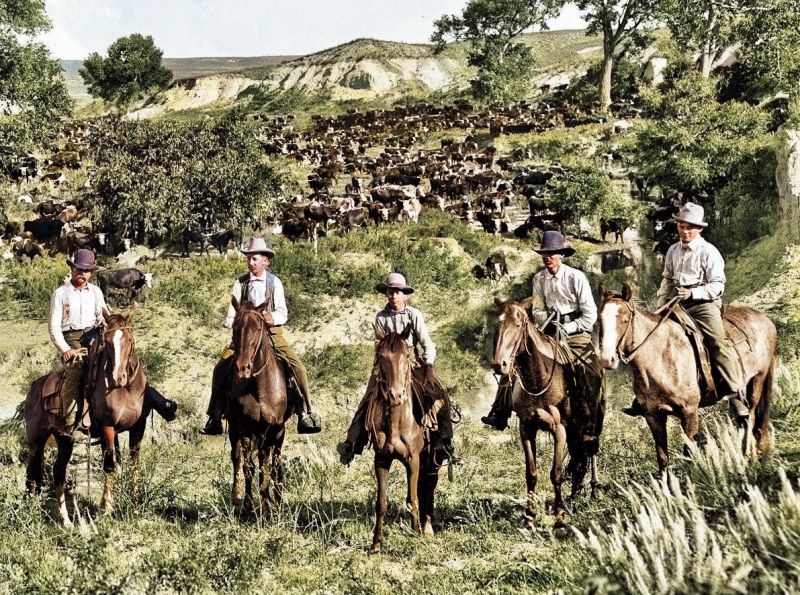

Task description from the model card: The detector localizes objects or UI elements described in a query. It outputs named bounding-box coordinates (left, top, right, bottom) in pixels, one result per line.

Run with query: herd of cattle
left=1, top=94, right=682, bottom=279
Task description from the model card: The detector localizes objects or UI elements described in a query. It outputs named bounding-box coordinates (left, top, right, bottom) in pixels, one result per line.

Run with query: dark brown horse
left=228, top=297, right=289, bottom=516
left=367, top=326, right=441, bottom=554
left=598, top=284, right=776, bottom=472
left=25, top=311, right=150, bottom=525
left=493, top=298, right=601, bottom=528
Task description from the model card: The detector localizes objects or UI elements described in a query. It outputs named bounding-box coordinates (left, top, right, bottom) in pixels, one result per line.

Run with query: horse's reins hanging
left=614, top=296, right=681, bottom=364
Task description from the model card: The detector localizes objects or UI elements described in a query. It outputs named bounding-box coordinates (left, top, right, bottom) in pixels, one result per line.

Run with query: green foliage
left=138, top=345, right=173, bottom=385
left=431, top=0, right=560, bottom=103
left=91, top=113, right=291, bottom=245
left=79, top=34, right=173, bottom=107
left=550, top=162, right=615, bottom=227
left=305, top=343, right=373, bottom=398
left=636, top=70, right=775, bottom=250
left=0, top=0, right=72, bottom=155
left=0, top=255, right=64, bottom=318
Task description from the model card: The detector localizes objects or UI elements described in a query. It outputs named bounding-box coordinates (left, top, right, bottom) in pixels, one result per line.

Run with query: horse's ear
left=231, top=295, right=240, bottom=312
left=521, top=297, right=535, bottom=317
left=102, top=309, right=112, bottom=324
left=373, top=323, right=385, bottom=340
left=622, top=283, right=633, bottom=302
left=494, top=297, right=506, bottom=310
left=400, top=324, right=413, bottom=341
left=125, top=310, right=134, bottom=325
left=599, top=283, right=608, bottom=298
left=256, top=302, right=269, bottom=314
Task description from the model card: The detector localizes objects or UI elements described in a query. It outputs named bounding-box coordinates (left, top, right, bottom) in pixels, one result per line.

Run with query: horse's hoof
left=423, top=523, right=434, bottom=538
left=369, top=543, right=382, bottom=555
left=553, top=522, right=570, bottom=538
left=522, top=517, right=536, bottom=530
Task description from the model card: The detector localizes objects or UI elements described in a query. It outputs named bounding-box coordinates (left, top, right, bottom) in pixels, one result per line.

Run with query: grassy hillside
left=0, top=207, right=799, bottom=592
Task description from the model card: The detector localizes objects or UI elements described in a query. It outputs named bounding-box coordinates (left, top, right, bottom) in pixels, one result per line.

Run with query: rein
left=502, top=317, right=559, bottom=397
left=614, top=297, right=680, bottom=364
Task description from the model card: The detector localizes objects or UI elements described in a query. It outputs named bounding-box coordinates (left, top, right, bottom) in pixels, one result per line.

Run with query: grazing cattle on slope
left=208, top=229, right=239, bottom=254
left=600, top=218, right=631, bottom=243
left=23, top=219, right=64, bottom=243
left=181, top=228, right=209, bottom=257
left=485, top=253, right=509, bottom=280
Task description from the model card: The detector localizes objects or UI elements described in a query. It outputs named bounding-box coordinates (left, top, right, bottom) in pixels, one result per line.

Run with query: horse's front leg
left=230, top=430, right=244, bottom=507
left=258, top=442, right=272, bottom=520
left=405, top=453, right=421, bottom=535
left=679, top=407, right=700, bottom=460
left=370, top=455, right=390, bottom=554
left=100, top=426, right=117, bottom=515
left=129, top=422, right=146, bottom=508
left=26, top=435, right=47, bottom=495
left=271, top=433, right=285, bottom=520
left=520, top=421, right=538, bottom=529
left=53, top=434, right=75, bottom=527
left=645, top=413, right=670, bottom=475
left=551, top=420, right=568, bottom=528
left=242, top=436, right=256, bottom=516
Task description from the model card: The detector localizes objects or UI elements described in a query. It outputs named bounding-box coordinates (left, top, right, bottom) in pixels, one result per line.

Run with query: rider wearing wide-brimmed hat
left=201, top=237, right=322, bottom=435
left=49, top=249, right=176, bottom=432
left=623, top=202, right=748, bottom=420
left=482, top=231, right=605, bottom=448
left=336, top=272, right=454, bottom=464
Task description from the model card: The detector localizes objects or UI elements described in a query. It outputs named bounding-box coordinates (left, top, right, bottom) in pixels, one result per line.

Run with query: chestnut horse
left=25, top=311, right=151, bottom=525
left=493, top=298, right=603, bottom=528
left=90, top=311, right=151, bottom=516
left=598, top=284, right=776, bottom=473
left=228, top=297, right=289, bottom=516
left=367, top=326, right=441, bottom=554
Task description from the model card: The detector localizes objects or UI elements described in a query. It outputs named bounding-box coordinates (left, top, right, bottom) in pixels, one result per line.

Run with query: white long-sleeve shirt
left=374, top=305, right=437, bottom=365
left=225, top=271, right=288, bottom=328
left=656, top=235, right=725, bottom=306
left=49, top=281, right=108, bottom=353
left=531, top=263, right=597, bottom=335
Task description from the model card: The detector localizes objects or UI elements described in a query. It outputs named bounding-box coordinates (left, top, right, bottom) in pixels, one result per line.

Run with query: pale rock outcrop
left=776, top=129, right=800, bottom=241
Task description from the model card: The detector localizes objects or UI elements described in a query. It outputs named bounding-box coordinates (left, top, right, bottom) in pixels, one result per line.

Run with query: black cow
left=600, top=218, right=631, bottom=243
left=23, top=218, right=65, bottom=243
left=476, top=211, right=508, bottom=235
left=182, top=228, right=209, bottom=257
left=485, top=253, right=509, bottom=280
left=208, top=229, right=239, bottom=254
left=281, top=219, right=310, bottom=242
left=97, top=268, right=153, bottom=303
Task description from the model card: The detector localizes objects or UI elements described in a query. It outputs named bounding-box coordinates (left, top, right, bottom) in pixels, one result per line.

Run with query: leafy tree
left=91, top=112, right=293, bottom=246
left=431, top=0, right=560, bottom=103
left=575, top=0, right=659, bottom=110
left=635, top=70, right=774, bottom=250
left=734, top=0, right=800, bottom=99
left=659, top=0, right=744, bottom=79
left=0, top=0, right=72, bottom=154
left=80, top=34, right=173, bottom=106
left=550, top=163, right=615, bottom=227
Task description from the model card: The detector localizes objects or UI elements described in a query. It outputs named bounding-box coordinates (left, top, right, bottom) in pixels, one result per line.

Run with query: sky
left=40, top=1, right=586, bottom=60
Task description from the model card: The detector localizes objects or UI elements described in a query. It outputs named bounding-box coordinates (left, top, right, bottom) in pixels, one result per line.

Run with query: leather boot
left=481, top=410, right=509, bottom=430
left=724, top=391, right=749, bottom=422
left=200, top=416, right=224, bottom=436
left=146, top=385, right=178, bottom=422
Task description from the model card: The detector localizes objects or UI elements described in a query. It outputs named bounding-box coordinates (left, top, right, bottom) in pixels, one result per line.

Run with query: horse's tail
left=24, top=376, right=48, bottom=443
left=753, top=353, right=775, bottom=455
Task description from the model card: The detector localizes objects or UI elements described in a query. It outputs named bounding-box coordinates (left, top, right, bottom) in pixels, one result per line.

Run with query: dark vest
left=238, top=272, right=276, bottom=311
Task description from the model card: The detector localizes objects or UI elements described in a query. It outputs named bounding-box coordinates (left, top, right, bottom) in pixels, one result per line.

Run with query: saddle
left=668, top=306, right=752, bottom=405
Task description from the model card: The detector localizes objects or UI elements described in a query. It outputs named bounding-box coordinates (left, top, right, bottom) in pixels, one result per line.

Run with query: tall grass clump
left=578, top=474, right=751, bottom=594
left=0, top=255, right=65, bottom=318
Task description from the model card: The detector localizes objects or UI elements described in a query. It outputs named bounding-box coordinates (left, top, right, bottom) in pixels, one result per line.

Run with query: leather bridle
left=233, top=310, right=271, bottom=378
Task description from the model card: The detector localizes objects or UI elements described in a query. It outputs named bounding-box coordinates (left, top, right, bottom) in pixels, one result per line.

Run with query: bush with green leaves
left=91, top=112, right=293, bottom=246
left=549, top=162, right=615, bottom=228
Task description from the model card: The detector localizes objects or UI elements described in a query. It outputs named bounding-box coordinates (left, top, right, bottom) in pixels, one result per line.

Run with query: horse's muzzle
left=492, top=360, right=510, bottom=375
left=599, top=354, right=619, bottom=370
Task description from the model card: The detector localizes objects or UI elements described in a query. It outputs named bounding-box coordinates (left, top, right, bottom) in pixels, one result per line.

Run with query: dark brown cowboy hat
left=375, top=272, right=414, bottom=295
left=534, top=230, right=575, bottom=257
left=67, top=249, right=99, bottom=271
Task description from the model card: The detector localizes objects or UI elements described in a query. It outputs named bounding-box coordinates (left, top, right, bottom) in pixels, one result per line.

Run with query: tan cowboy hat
left=67, top=248, right=99, bottom=271
left=241, top=237, right=275, bottom=257
left=672, top=202, right=708, bottom=227
left=375, top=272, right=414, bottom=295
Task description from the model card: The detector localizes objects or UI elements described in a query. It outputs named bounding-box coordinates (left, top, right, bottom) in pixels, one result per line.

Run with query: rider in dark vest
left=200, top=238, right=322, bottom=435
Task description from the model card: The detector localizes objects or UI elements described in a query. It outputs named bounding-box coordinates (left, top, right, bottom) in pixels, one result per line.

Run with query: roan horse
left=598, top=284, right=776, bottom=472
left=228, top=297, right=289, bottom=516
left=367, top=326, right=441, bottom=554
left=25, top=312, right=150, bottom=525
left=493, top=298, right=603, bottom=528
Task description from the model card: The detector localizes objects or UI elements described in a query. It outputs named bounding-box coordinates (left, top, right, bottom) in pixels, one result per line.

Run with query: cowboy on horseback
left=622, top=202, right=749, bottom=421
left=482, top=231, right=605, bottom=446
left=49, top=249, right=176, bottom=434
left=200, top=237, right=322, bottom=435
left=336, top=272, right=455, bottom=465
